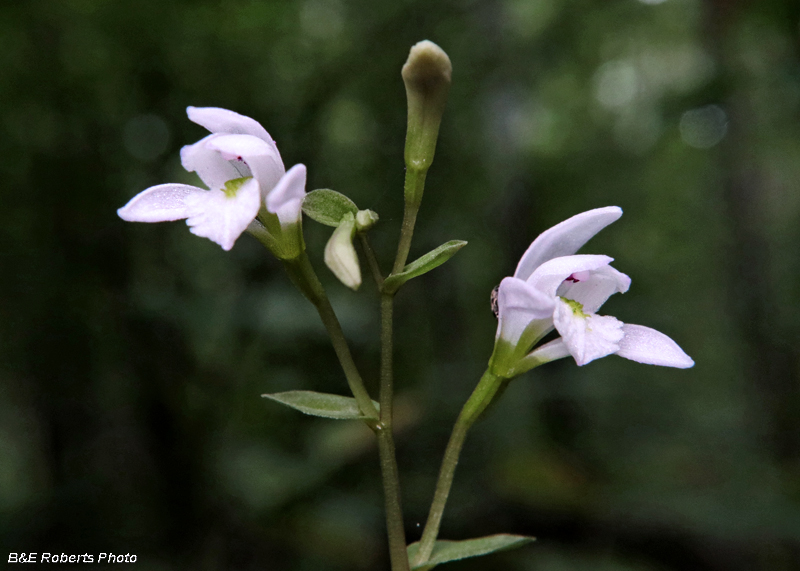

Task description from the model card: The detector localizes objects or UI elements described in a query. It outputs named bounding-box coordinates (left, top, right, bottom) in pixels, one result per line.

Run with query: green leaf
left=302, top=189, right=359, bottom=227
left=407, top=534, right=534, bottom=570
left=383, top=240, right=467, bottom=294
left=262, top=390, right=379, bottom=420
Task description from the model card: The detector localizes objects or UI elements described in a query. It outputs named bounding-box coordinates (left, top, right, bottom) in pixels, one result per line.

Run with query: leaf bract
left=263, top=390, right=379, bottom=420
left=407, top=534, right=534, bottom=570
left=383, top=240, right=467, bottom=294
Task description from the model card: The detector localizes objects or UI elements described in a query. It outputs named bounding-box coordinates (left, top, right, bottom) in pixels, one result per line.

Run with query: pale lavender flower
left=118, top=107, right=306, bottom=251
left=494, top=207, right=693, bottom=372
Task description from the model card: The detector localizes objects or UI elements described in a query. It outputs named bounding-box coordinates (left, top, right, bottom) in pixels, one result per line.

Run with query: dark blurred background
left=3, top=0, right=800, bottom=569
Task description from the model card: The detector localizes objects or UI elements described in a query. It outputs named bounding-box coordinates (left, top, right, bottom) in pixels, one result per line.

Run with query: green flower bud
left=402, top=40, right=452, bottom=205
left=355, top=209, right=379, bottom=232
left=324, top=212, right=361, bottom=290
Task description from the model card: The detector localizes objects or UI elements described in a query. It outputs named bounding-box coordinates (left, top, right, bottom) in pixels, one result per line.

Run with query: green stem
left=371, top=166, right=429, bottom=571
left=413, top=369, right=505, bottom=567
left=359, top=151, right=429, bottom=571
left=393, top=168, right=426, bottom=274
left=359, top=233, right=384, bottom=289
left=378, top=291, right=411, bottom=571
left=380, top=294, right=395, bottom=425
left=283, top=252, right=379, bottom=422
left=377, top=426, right=410, bottom=571
left=284, top=250, right=408, bottom=570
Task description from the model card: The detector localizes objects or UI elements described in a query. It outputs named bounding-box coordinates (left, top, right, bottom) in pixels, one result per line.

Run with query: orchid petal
left=267, top=164, right=307, bottom=226
left=514, top=206, right=622, bottom=280
left=184, top=178, right=261, bottom=251
left=556, top=264, right=631, bottom=313
left=187, top=106, right=273, bottom=142
left=117, top=184, right=205, bottom=222
left=496, top=277, right=555, bottom=345
left=206, top=134, right=285, bottom=194
left=553, top=298, right=624, bottom=366
left=181, top=134, right=247, bottom=189
left=528, top=255, right=613, bottom=298
left=526, top=338, right=571, bottom=364
left=616, top=324, right=694, bottom=368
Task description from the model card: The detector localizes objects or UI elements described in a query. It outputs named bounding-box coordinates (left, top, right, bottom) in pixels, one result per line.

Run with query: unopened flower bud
left=402, top=40, right=452, bottom=205
left=324, top=212, right=361, bottom=290
left=355, top=209, right=379, bottom=232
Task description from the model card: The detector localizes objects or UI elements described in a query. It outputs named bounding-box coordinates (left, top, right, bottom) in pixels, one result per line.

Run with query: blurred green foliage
left=2, top=0, right=800, bottom=569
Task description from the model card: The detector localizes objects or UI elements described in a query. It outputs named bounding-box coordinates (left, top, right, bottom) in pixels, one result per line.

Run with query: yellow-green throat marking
left=223, top=177, right=252, bottom=199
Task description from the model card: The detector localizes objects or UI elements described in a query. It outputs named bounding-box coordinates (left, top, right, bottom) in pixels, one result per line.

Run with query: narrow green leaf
left=262, top=390, right=379, bottom=420
left=302, top=189, right=359, bottom=227
left=407, top=534, right=534, bottom=570
left=383, top=240, right=467, bottom=294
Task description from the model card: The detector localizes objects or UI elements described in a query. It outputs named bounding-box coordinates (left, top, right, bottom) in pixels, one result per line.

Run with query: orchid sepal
left=616, top=324, right=695, bottom=368
left=514, top=338, right=572, bottom=376
left=250, top=211, right=305, bottom=261
left=514, top=206, right=622, bottom=281
left=117, top=177, right=262, bottom=251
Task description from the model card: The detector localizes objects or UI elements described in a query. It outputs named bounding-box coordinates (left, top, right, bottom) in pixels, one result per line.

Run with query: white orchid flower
left=118, top=107, right=306, bottom=252
left=490, top=207, right=694, bottom=377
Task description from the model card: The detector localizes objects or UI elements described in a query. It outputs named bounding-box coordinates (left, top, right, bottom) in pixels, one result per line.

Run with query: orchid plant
left=118, top=41, right=693, bottom=571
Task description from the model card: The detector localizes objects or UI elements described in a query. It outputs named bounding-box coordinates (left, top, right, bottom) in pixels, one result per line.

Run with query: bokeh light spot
left=679, top=105, right=728, bottom=149
left=594, top=60, right=640, bottom=109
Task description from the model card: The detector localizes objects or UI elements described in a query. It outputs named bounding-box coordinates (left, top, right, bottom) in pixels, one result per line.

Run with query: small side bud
left=355, top=209, right=379, bottom=232
left=402, top=40, right=452, bottom=204
left=324, top=212, right=361, bottom=290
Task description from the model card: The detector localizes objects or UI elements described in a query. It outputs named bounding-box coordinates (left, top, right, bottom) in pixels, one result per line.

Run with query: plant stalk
left=285, top=250, right=409, bottom=571
left=377, top=423, right=410, bottom=571
left=359, top=234, right=384, bottom=289
left=371, top=163, right=431, bottom=571
left=377, top=288, right=410, bottom=570
left=413, top=369, right=505, bottom=566
left=283, top=252, right=379, bottom=422
left=393, top=168, right=426, bottom=274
